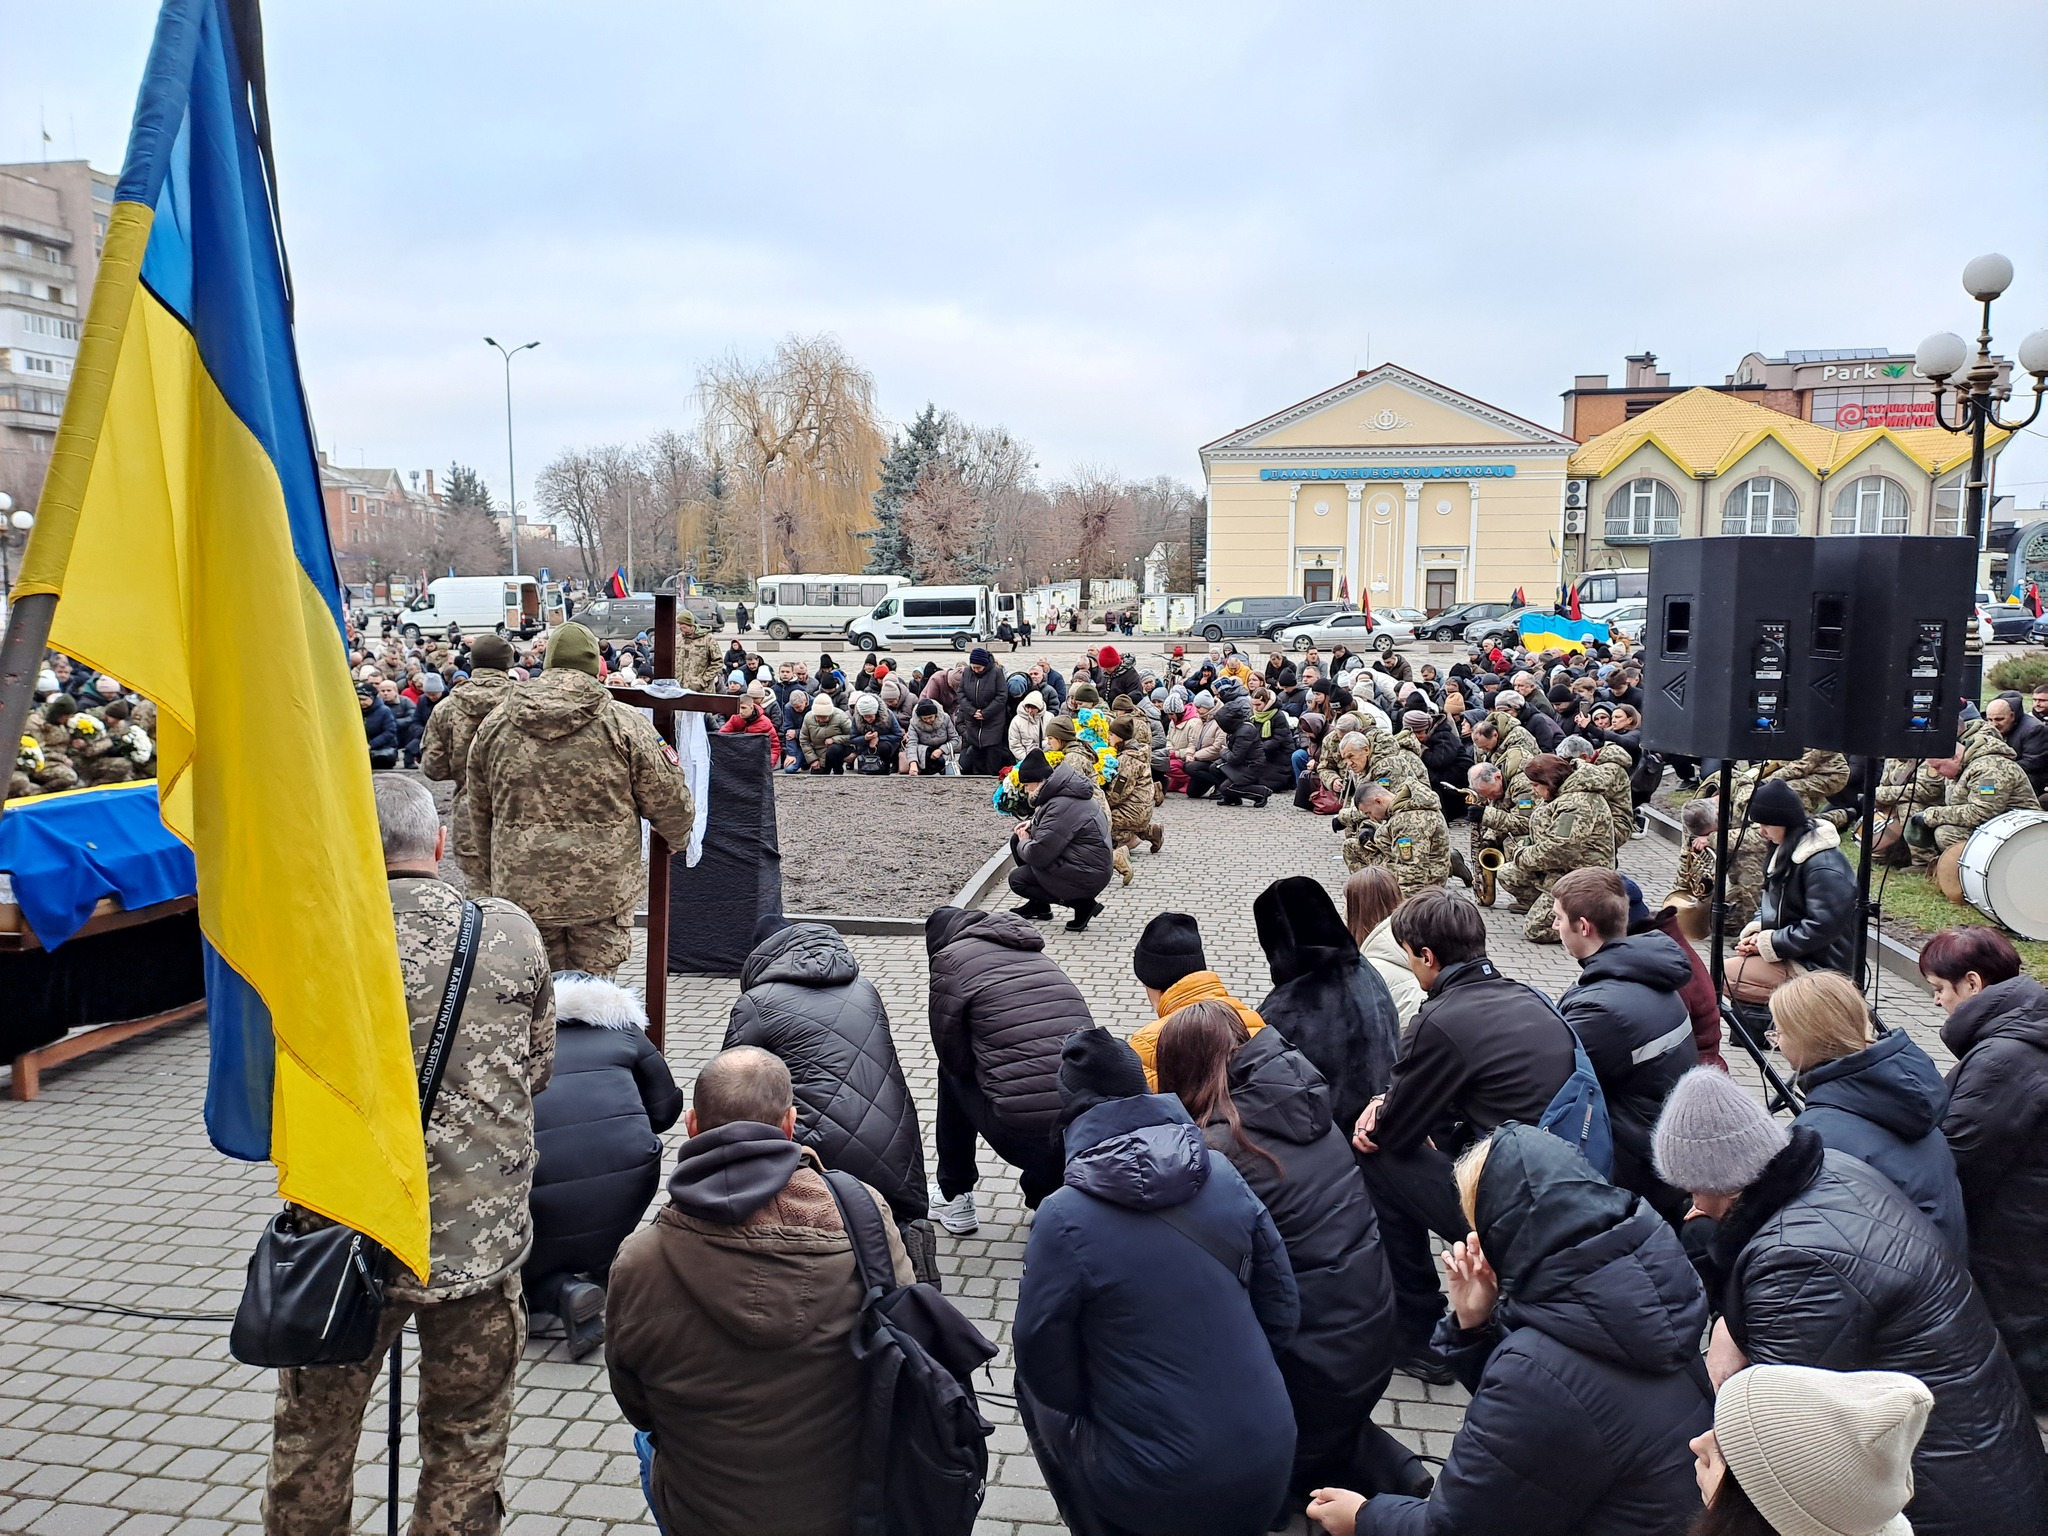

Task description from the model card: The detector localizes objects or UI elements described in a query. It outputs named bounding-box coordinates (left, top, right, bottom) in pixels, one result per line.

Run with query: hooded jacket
left=1017, top=757, right=1113, bottom=904
left=1359, top=914, right=1425, bottom=1029
left=1252, top=876, right=1401, bottom=1136
left=1015, top=1093, right=1299, bottom=1536
left=1130, top=970, right=1268, bottom=1087
left=1752, top=819, right=1857, bottom=974
left=723, top=924, right=926, bottom=1224
left=418, top=667, right=513, bottom=873
left=1205, top=1029, right=1395, bottom=1436
left=1795, top=1027, right=1966, bottom=1257
left=1007, top=693, right=1047, bottom=761
left=953, top=661, right=1010, bottom=748
left=468, top=667, right=697, bottom=924
left=528, top=975, right=682, bottom=1281
left=1559, top=933, right=1698, bottom=1208
left=924, top=906, right=1089, bottom=1141
left=606, top=1125, right=913, bottom=1536
left=1716, top=1128, right=2048, bottom=1536
left=1941, top=975, right=2048, bottom=1407
left=1364, top=1125, right=1711, bottom=1536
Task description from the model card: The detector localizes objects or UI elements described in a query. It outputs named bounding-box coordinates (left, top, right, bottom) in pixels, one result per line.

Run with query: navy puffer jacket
left=1364, top=1125, right=1711, bottom=1536
left=1716, top=1128, right=2048, bottom=1536
left=528, top=975, right=682, bottom=1280
left=1016, top=1094, right=1298, bottom=1536
left=1559, top=933, right=1698, bottom=1208
left=722, top=923, right=927, bottom=1223
left=1795, top=1025, right=1967, bottom=1257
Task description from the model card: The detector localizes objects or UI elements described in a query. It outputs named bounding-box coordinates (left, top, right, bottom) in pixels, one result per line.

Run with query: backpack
left=824, top=1170, right=999, bottom=1536
left=1532, top=994, right=1615, bottom=1178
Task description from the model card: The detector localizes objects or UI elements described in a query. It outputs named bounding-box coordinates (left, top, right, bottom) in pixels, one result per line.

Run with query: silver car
left=1276, top=609, right=1417, bottom=654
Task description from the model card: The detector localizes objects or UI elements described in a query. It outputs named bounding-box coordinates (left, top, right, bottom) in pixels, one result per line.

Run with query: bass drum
left=1958, top=809, right=2048, bottom=940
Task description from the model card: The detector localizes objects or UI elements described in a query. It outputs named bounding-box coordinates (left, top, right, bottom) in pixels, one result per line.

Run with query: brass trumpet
left=1476, top=844, right=1504, bottom=907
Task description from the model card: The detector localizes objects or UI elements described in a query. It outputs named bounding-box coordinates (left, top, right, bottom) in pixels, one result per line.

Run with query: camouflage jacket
left=1481, top=719, right=1538, bottom=784
left=1674, top=826, right=1768, bottom=927
left=388, top=876, right=556, bottom=1302
left=1771, top=750, right=1851, bottom=813
left=676, top=631, right=723, bottom=694
left=1873, top=757, right=1946, bottom=816
left=1374, top=781, right=1451, bottom=896
left=1584, top=744, right=1636, bottom=835
left=1922, top=726, right=2037, bottom=832
left=418, top=668, right=513, bottom=867
left=468, top=668, right=696, bottom=924
left=1480, top=771, right=1536, bottom=845
left=1105, top=748, right=1155, bottom=839
left=1368, top=732, right=1427, bottom=789
left=1512, top=764, right=1617, bottom=878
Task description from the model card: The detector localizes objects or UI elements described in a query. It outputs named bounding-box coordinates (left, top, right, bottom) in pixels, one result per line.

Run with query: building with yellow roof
left=1568, top=386, right=2006, bottom=583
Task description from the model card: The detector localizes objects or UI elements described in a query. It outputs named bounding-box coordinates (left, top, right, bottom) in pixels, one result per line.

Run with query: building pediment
left=1201, top=364, right=1576, bottom=460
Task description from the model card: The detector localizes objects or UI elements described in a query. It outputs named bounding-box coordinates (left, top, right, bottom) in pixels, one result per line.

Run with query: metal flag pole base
left=387, top=1334, right=402, bottom=1536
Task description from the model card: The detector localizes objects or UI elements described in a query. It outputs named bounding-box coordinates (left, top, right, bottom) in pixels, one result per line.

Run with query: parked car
left=1417, top=600, right=1509, bottom=641
left=1192, top=595, right=1302, bottom=643
left=1605, top=602, right=1648, bottom=643
left=1257, top=600, right=1354, bottom=640
left=1979, top=603, right=2040, bottom=643
left=572, top=596, right=660, bottom=643
left=1463, top=605, right=1551, bottom=648
left=1277, top=609, right=1415, bottom=654
left=2028, top=614, right=2048, bottom=645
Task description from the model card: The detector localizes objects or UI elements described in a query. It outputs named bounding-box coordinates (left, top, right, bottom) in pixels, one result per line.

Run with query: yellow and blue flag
left=1518, top=613, right=1607, bottom=654
left=13, top=0, right=427, bottom=1276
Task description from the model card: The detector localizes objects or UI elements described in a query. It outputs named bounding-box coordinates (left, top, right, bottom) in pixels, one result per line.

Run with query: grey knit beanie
left=1651, top=1066, right=1788, bottom=1194
left=1716, top=1365, right=1930, bottom=1536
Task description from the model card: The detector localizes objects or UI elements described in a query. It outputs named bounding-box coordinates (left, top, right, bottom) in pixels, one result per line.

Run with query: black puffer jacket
left=1252, top=876, right=1401, bottom=1137
left=1215, top=693, right=1262, bottom=787
left=1205, top=1029, right=1394, bottom=1422
left=1796, top=1026, right=1967, bottom=1258
left=1015, top=758, right=1112, bottom=904
left=1558, top=934, right=1697, bottom=1211
left=1716, top=1128, right=2048, bottom=1536
left=1363, top=1125, right=1711, bottom=1536
left=1414, top=716, right=1473, bottom=820
left=528, top=975, right=683, bottom=1280
left=1942, top=976, right=2048, bottom=1409
left=925, top=905, right=1090, bottom=1142
left=952, top=662, right=1010, bottom=748
left=1754, top=819, right=1857, bottom=976
left=1098, top=661, right=1143, bottom=707
left=722, top=923, right=927, bottom=1223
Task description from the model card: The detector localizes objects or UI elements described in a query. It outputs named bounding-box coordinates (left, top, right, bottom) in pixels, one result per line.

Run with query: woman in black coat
left=1251, top=876, right=1401, bottom=1137
left=1156, top=1004, right=1407, bottom=1504
left=1923, top=926, right=2048, bottom=1409
left=722, top=921, right=928, bottom=1226
left=1315, top=1123, right=1711, bottom=1536
left=527, top=973, right=683, bottom=1355
left=1736, top=778, right=1858, bottom=981
left=1212, top=682, right=1271, bottom=806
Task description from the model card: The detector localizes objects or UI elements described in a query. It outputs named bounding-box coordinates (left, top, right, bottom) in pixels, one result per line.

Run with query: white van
left=847, top=585, right=995, bottom=651
left=1570, top=567, right=1649, bottom=620
left=396, top=576, right=542, bottom=640
left=753, top=573, right=907, bottom=639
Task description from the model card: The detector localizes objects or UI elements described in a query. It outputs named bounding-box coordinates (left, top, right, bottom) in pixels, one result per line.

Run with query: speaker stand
left=1851, top=756, right=1880, bottom=995
left=1708, top=760, right=1803, bottom=1115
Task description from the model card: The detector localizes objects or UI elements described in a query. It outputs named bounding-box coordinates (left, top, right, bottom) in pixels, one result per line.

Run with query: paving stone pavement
left=0, top=791, right=1962, bottom=1536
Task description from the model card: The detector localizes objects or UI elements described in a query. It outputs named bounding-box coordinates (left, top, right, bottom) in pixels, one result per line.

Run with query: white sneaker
left=930, top=1187, right=979, bottom=1235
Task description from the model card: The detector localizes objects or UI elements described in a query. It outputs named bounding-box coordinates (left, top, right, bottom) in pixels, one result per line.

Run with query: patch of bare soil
left=771, top=772, right=1011, bottom=916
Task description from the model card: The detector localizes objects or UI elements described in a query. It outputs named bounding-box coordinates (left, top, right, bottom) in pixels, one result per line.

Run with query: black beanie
left=1058, top=1027, right=1151, bottom=1126
left=1748, top=778, right=1808, bottom=830
left=1133, top=912, right=1206, bottom=991
left=1017, top=748, right=1054, bottom=784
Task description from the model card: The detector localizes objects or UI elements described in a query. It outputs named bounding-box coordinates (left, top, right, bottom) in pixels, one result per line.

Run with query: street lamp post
left=0, top=497, right=31, bottom=626
left=1915, top=255, right=2048, bottom=705
left=484, top=338, right=540, bottom=578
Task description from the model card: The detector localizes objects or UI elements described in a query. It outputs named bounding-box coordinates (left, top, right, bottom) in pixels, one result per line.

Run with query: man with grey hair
left=267, top=773, right=555, bottom=1535
left=1560, top=733, right=1632, bottom=855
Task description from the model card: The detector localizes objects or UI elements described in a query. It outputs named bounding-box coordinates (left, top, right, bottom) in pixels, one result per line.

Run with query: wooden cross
left=602, top=591, right=737, bottom=1052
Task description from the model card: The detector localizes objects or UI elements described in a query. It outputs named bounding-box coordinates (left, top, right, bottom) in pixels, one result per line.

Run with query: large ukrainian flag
left=12, top=0, right=428, bottom=1277
left=1518, top=613, right=1608, bottom=655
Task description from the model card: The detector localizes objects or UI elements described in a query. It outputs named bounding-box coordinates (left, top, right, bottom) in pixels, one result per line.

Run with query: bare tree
left=697, top=334, right=884, bottom=577
left=899, top=462, right=991, bottom=583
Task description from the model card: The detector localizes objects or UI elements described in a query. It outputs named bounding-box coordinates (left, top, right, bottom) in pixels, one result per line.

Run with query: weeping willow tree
left=696, top=334, right=884, bottom=578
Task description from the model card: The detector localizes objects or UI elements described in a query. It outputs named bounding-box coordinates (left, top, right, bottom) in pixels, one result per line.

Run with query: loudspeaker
left=1643, top=538, right=1825, bottom=760
left=1803, top=536, right=1973, bottom=761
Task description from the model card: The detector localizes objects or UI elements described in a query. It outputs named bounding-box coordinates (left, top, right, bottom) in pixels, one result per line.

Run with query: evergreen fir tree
left=443, top=461, right=495, bottom=510
left=863, top=403, right=943, bottom=575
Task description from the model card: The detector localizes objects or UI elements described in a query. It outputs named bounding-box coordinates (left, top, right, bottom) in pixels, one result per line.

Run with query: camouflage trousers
left=265, top=1273, right=525, bottom=1536
left=1498, top=863, right=1562, bottom=945
left=536, top=911, right=635, bottom=976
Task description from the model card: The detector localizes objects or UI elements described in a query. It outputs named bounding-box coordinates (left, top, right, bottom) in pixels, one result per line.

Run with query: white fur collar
left=551, top=972, right=649, bottom=1031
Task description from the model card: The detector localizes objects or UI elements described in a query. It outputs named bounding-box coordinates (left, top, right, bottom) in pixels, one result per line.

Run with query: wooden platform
left=8, top=999, right=205, bottom=1101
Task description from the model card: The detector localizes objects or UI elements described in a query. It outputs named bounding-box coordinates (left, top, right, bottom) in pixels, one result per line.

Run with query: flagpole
left=0, top=593, right=59, bottom=809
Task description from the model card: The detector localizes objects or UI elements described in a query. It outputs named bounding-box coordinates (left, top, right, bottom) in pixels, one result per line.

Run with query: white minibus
left=753, top=574, right=907, bottom=639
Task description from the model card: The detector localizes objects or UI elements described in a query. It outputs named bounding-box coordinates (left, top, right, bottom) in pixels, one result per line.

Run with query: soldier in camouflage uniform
left=1672, top=796, right=1768, bottom=942
left=1466, top=760, right=1534, bottom=902
left=65, top=712, right=134, bottom=786
left=674, top=610, right=723, bottom=694
left=1471, top=715, right=1536, bottom=786
left=26, top=695, right=81, bottom=792
left=1499, top=754, right=1617, bottom=944
left=419, top=633, right=517, bottom=882
left=1559, top=734, right=1632, bottom=859
left=1344, top=778, right=1451, bottom=896
left=266, top=775, right=554, bottom=1536
left=1869, top=755, right=1947, bottom=864
left=1917, top=720, right=2037, bottom=859
left=469, top=622, right=696, bottom=976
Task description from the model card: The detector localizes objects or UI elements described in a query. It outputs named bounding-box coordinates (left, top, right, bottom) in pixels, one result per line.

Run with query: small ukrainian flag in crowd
left=11, top=0, right=428, bottom=1276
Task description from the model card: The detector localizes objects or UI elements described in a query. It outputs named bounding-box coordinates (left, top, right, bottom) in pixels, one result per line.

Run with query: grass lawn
left=1842, top=836, right=2048, bottom=983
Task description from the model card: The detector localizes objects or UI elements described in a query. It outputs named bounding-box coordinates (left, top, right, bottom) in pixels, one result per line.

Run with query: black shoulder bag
left=229, top=900, right=483, bottom=1368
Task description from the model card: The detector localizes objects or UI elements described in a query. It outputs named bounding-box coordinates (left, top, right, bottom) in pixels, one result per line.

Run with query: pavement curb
left=1641, top=802, right=1932, bottom=997
left=635, top=838, right=1016, bottom=938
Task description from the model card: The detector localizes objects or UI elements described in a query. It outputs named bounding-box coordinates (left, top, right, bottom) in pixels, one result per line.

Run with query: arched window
left=1721, top=477, right=1800, bottom=536
left=1829, top=475, right=1909, bottom=535
left=1604, top=477, right=1681, bottom=540
left=1932, top=474, right=1966, bottom=538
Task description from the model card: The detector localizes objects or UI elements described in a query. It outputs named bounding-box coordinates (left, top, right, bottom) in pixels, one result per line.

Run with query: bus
left=752, top=573, right=907, bottom=639
left=1570, top=567, right=1649, bottom=620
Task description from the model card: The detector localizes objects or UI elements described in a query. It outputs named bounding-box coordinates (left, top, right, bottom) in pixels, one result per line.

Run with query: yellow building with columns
left=1198, top=364, right=1577, bottom=613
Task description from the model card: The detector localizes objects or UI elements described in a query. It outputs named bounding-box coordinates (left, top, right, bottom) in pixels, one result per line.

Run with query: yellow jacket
left=1129, top=970, right=1267, bottom=1089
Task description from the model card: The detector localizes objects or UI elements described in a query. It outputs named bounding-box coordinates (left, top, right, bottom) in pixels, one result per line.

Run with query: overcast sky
left=6, top=1, right=2048, bottom=511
